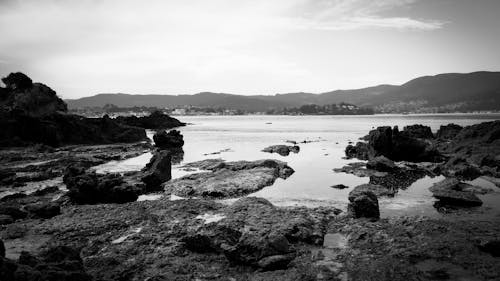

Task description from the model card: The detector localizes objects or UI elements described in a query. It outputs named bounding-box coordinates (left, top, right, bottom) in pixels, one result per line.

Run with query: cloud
left=290, top=0, right=447, bottom=30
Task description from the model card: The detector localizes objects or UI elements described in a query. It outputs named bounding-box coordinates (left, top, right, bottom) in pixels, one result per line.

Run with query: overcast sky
left=0, top=0, right=499, bottom=98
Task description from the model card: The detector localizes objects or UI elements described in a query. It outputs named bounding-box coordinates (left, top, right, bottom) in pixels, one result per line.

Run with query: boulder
left=116, top=110, right=186, bottom=129
left=262, top=145, right=300, bottom=156
left=153, top=130, right=184, bottom=149
left=24, top=202, right=60, bottom=219
left=0, top=240, right=4, bottom=258
left=331, top=184, right=349, bottom=189
left=345, top=142, right=370, bottom=160
left=429, top=178, right=483, bottom=206
left=347, top=190, right=380, bottom=219
left=64, top=164, right=141, bottom=204
left=366, top=156, right=396, bottom=172
left=141, top=151, right=172, bottom=191
left=436, top=124, right=463, bottom=140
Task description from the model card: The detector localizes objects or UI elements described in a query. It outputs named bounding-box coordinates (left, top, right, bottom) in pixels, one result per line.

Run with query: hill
left=65, top=71, right=500, bottom=113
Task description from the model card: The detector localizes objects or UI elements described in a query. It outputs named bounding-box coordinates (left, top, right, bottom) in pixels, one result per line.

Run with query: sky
left=0, top=0, right=499, bottom=99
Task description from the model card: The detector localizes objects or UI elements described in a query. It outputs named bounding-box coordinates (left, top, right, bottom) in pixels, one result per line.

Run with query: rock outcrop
left=429, top=178, right=483, bottom=206
left=116, top=110, right=185, bottom=129
left=262, top=145, right=300, bottom=156
left=141, top=151, right=172, bottom=191
left=164, top=159, right=294, bottom=198
left=153, top=129, right=184, bottom=149
left=436, top=124, right=463, bottom=140
left=0, top=72, right=147, bottom=147
left=63, top=164, right=142, bottom=204
left=347, top=190, right=380, bottom=220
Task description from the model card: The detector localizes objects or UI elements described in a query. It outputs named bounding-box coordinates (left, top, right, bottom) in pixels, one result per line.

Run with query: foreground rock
left=262, top=145, right=300, bottom=156
left=347, top=189, right=380, bottom=220
left=141, top=151, right=172, bottom=191
left=0, top=72, right=147, bottom=147
left=429, top=178, right=483, bottom=206
left=63, top=164, right=142, bottom=204
left=153, top=129, right=184, bottom=149
left=116, top=110, right=185, bottom=129
left=164, top=159, right=294, bottom=198
left=366, top=156, right=396, bottom=172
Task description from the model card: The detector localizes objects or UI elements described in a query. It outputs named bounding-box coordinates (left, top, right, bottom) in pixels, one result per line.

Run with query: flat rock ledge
left=163, top=159, right=295, bottom=198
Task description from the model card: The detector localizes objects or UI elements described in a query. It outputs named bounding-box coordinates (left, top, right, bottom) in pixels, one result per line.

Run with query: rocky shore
left=2, top=72, right=500, bottom=280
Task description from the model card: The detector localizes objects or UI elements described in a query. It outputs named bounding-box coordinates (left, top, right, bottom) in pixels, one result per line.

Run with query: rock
left=368, top=126, right=393, bottom=158
left=24, top=202, right=61, bottom=219
left=331, top=184, right=349, bottom=189
left=262, top=145, right=300, bottom=156
left=0, top=215, right=13, bottom=225
left=1, top=72, right=33, bottom=90
left=0, top=240, right=4, bottom=258
left=479, top=240, right=500, bottom=257
left=443, top=157, right=482, bottom=180
left=256, top=254, right=295, bottom=271
left=2, top=225, right=27, bottom=239
left=349, top=184, right=396, bottom=198
left=436, top=124, right=463, bottom=140
left=333, top=162, right=387, bottom=178
left=481, top=155, right=500, bottom=169
left=153, top=129, right=184, bottom=149
left=116, top=110, right=186, bottom=129
left=0, top=206, right=27, bottom=220
left=141, top=150, right=172, bottom=191
left=163, top=159, right=294, bottom=198
left=345, top=142, right=370, bottom=160
left=402, top=124, right=434, bottom=139
left=347, top=190, right=380, bottom=219
left=366, top=156, right=396, bottom=172
left=64, top=164, right=140, bottom=204
left=31, top=186, right=59, bottom=196
left=429, top=178, right=483, bottom=206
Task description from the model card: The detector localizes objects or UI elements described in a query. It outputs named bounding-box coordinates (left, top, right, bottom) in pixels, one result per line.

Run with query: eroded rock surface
left=262, top=145, right=300, bottom=156
left=429, top=178, right=483, bottom=206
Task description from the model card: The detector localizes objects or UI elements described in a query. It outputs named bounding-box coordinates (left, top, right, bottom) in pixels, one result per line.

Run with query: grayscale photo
left=1, top=0, right=500, bottom=280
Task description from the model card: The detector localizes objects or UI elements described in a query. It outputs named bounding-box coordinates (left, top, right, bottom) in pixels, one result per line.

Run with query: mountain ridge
left=66, top=71, right=500, bottom=112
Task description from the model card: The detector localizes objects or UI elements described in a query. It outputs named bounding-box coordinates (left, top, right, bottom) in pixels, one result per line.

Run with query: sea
left=94, top=114, right=500, bottom=219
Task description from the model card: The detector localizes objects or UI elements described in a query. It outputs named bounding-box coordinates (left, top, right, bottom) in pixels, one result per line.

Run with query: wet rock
left=481, top=154, right=500, bottom=169
left=31, top=186, right=59, bottom=196
left=116, top=110, right=185, bottom=129
left=0, top=206, right=27, bottom=221
left=256, top=254, right=295, bottom=271
left=141, top=150, right=172, bottom=192
left=331, top=184, right=349, bottom=189
left=153, top=129, right=184, bottom=149
left=349, top=183, right=396, bottom=198
left=429, top=178, right=483, bottom=206
left=402, top=124, right=434, bottom=139
left=262, top=145, right=300, bottom=156
left=0, top=239, right=4, bottom=258
left=24, top=202, right=60, bottom=219
left=0, top=215, right=13, bottom=225
left=164, top=159, right=294, bottom=198
left=436, top=123, right=463, bottom=140
left=333, top=162, right=387, bottom=178
left=366, top=155, right=396, bottom=172
left=64, top=164, right=141, bottom=204
left=2, top=225, right=27, bottom=239
left=369, top=167, right=426, bottom=190
left=345, top=142, right=370, bottom=160
left=347, top=190, right=380, bottom=219
left=443, top=157, right=482, bottom=180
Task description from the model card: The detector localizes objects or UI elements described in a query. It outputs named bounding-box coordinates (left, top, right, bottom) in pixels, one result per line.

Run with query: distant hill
left=66, top=71, right=500, bottom=112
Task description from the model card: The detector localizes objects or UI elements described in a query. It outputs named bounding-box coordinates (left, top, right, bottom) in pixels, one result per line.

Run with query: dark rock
left=262, top=145, right=300, bottom=156
left=2, top=225, right=27, bottom=239
left=1, top=72, right=33, bottom=91
left=64, top=164, right=140, bottom=204
left=347, top=190, right=380, bottom=219
left=481, top=155, right=500, bottom=169
left=479, top=240, right=500, bottom=257
left=24, top=202, right=61, bottom=219
left=153, top=129, right=184, bottom=149
left=402, top=124, right=434, bottom=139
left=366, top=156, right=396, bottom=172
left=0, top=240, right=4, bottom=258
left=257, top=254, right=295, bottom=271
left=443, top=157, right=482, bottom=180
left=345, top=142, right=370, bottom=160
left=0, top=215, right=14, bottom=225
left=349, top=183, right=396, bottom=198
left=331, top=184, right=349, bottom=189
left=31, top=186, right=59, bottom=196
left=368, top=126, right=393, bottom=158
left=141, top=151, right=172, bottom=192
left=0, top=206, right=28, bottom=220
left=436, top=124, right=463, bottom=140
left=116, top=110, right=185, bottom=129
left=0, top=193, right=27, bottom=202
left=429, top=178, right=483, bottom=206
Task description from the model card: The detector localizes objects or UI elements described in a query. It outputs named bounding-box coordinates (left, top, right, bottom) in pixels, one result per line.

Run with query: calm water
left=96, top=114, right=500, bottom=218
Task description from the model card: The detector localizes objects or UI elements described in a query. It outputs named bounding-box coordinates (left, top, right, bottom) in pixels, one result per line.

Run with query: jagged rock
left=153, top=129, right=184, bottom=149
left=331, top=184, right=349, bottom=189
left=366, top=156, right=396, bottom=172
left=64, top=164, right=141, bottom=204
left=429, top=178, right=483, bottom=206
left=345, top=142, right=370, bottom=160
left=436, top=124, right=463, bottom=140
left=116, top=110, right=185, bottom=129
left=403, top=124, right=434, bottom=139
left=262, top=145, right=300, bottom=156
left=24, top=202, right=60, bottom=219
left=141, top=151, right=172, bottom=191
left=163, top=159, right=294, bottom=198
left=347, top=190, right=380, bottom=219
